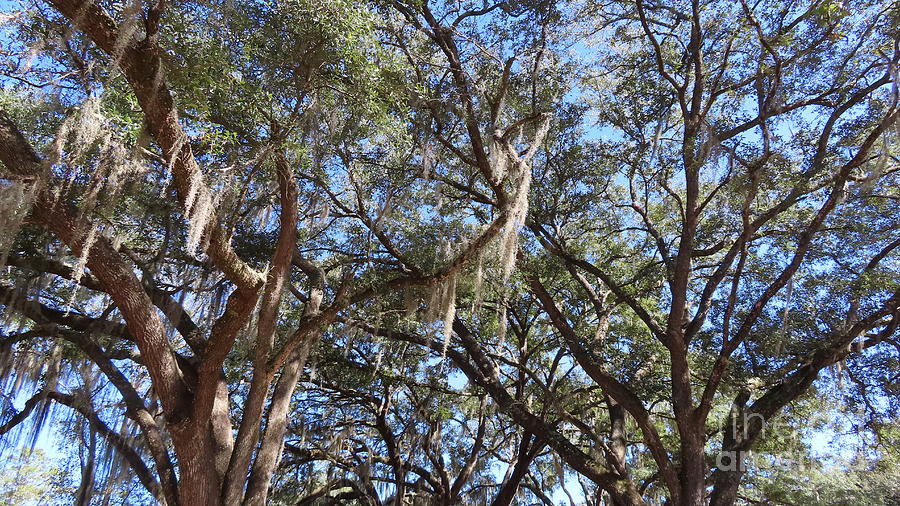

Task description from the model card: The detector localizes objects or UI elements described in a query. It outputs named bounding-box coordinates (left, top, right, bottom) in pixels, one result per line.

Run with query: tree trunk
left=492, top=433, right=543, bottom=506
left=243, top=343, right=311, bottom=506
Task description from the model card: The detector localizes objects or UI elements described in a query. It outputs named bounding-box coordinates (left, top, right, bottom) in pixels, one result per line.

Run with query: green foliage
left=0, top=0, right=898, bottom=504
left=0, top=449, right=69, bottom=506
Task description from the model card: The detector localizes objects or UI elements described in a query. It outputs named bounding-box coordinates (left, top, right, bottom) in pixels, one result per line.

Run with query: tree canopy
left=0, top=0, right=898, bottom=504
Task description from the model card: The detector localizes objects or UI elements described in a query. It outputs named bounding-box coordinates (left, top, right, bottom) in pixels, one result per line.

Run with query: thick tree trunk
left=211, top=377, right=236, bottom=483
left=491, top=433, right=543, bottom=506
left=171, top=427, right=223, bottom=506
left=223, top=154, right=299, bottom=504
left=708, top=469, right=743, bottom=506
left=243, top=343, right=311, bottom=506
left=677, top=429, right=708, bottom=506
left=244, top=243, right=322, bottom=505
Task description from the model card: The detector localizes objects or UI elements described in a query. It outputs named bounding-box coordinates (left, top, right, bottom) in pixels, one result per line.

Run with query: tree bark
left=492, top=433, right=544, bottom=506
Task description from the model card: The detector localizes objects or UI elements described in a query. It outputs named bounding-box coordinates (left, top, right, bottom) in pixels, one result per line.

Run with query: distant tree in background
left=0, top=448, right=69, bottom=505
left=0, top=0, right=898, bottom=504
